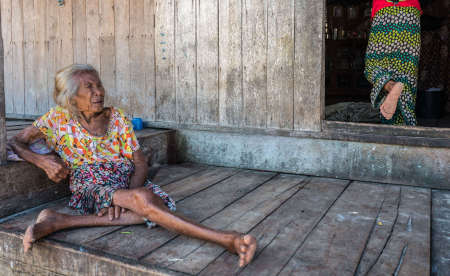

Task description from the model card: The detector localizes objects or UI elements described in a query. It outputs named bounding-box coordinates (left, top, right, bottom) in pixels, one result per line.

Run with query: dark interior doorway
left=325, top=0, right=449, bottom=127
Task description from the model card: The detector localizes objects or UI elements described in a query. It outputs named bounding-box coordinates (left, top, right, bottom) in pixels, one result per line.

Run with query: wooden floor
left=0, top=163, right=449, bottom=275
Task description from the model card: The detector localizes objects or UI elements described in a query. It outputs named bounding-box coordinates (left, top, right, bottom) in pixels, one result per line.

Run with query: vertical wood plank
left=197, top=0, right=219, bottom=125
left=86, top=0, right=100, bottom=70
left=23, top=0, right=36, bottom=115
left=218, top=0, right=242, bottom=127
left=129, top=0, right=146, bottom=116
left=174, top=0, right=196, bottom=123
left=11, top=0, right=25, bottom=115
left=57, top=0, right=73, bottom=69
left=267, top=0, right=294, bottom=129
left=143, top=0, right=156, bottom=121
left=1, top=0, right=13, bottom=114
left=99, top=0, right=116, bottom=108
left=0, top=5, right=6, bottom=164
left=46, top=0, right=58, bottom=108
left=113, top=0, right=130, bottom=111
left=155, top=0, right=175, bottom=122
left=242, top=0, right=267, bottom=128
left=293, top=0, right=325, bottom=131
left=34, top=0, right=48, bottom=114
left=72, top=0, right=86, bottom=64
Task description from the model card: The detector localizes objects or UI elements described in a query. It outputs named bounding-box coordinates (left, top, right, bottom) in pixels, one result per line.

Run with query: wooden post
left=0, top=9, right=6, bottom=165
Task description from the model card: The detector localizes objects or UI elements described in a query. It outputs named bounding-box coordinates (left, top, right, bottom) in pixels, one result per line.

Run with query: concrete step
left=0, top=128, right=176, bottom=218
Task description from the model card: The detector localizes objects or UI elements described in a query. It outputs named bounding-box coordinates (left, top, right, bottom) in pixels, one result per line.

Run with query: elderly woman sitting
left=9, top=64, right=256, bottom=267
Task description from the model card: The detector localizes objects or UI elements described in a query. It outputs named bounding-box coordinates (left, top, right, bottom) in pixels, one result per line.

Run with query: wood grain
left=113, top=0, right=130, bottom=111
left=242, top=0, right=267, bottom=128
left=267, top=0, right=294, bottom=130
left=293, top=0, right=325, bottom=131
left=0, top=5, right=5, bottom=164
left=23, top=0, right=36, bottom=115
left=99, top=0, right=116, bottom=108
left=365, top=187, right=430, bottom=276
left=57, top=0, right=73, bottom=69
left=72, top=0, right=86, bottom=64
left=143, top=0, right=156, bottom=121
left=218, top=0, right=242, bottom=127
left=155, top=0, right=175, bottom=122
left=129, top=0, right=146, bottom=117
left=278, top=181, right=386, bottom=276
left=196, top=0, right=219, bottom=125
left=34, top=0, right=48, bottom=114
left=45, top=0, right=58, bottom=109
left=431, top=190, right=450, bottom=276
left=174, top=0, right=196, bottom=123
left=11, top=0, right=25, bottom=115
left=86, top=0, right=100, bottom=70
left=1, top=0, right=13, bottom=114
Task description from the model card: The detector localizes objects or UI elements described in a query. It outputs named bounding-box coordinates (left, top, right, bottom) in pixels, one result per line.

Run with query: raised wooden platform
left=0, top=163, right=448, bottom=275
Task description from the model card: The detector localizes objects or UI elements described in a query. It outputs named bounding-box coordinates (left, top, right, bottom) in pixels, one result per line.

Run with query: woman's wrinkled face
left=73, top=73, right=105, bottom=114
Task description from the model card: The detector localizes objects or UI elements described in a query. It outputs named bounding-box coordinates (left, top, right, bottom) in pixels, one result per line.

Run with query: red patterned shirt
left=372, top=0, right=422, bottom=18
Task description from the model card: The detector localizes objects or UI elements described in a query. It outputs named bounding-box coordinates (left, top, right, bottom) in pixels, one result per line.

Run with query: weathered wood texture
left=0, top=7, right=6, bottom=164
left=1, top=0, right=324, bottom=131
left=0, top=165, right=436, bottom=275
left=431, top=190, right=450, bottom=276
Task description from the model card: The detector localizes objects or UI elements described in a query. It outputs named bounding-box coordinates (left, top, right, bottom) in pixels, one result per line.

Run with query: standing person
left=364, top=0, right=422, bottom=125
left=9, top=64, right=257, bottom=268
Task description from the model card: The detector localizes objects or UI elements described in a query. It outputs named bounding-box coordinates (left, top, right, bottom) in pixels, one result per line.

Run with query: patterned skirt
left=364, top=6, right=421, bottom=125
left=69, top=161, right=176, bottom=227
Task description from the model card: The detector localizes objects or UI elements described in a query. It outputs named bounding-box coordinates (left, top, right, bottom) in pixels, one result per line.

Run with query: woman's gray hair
left=53, top=64, right=100, bottom=116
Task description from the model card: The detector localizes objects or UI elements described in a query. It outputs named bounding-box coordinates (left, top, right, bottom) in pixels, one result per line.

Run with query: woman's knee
left=131, top=188, right=163, bottom=214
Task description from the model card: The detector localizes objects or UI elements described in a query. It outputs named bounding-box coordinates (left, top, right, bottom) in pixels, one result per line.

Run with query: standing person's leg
left=364, top=7, right=421, bottom=125
left=112, top=187, right=257, bottom=267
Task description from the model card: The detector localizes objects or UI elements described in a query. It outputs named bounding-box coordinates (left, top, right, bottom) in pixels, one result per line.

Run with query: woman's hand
left=9, top=126, right=69, bottom=182
left=39, top=154, right=70, bottom=183
left=97, top=206, right=127, bottom=220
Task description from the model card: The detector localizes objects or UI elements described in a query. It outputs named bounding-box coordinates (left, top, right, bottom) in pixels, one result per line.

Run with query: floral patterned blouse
left=33, top=106, right=140, bottom=169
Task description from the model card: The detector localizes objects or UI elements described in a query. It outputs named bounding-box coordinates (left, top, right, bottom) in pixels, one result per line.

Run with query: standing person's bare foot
left=228, top=233, right=257, bottom=267
left=23, top=209, right=62, bottom=252
left=380, top=82, right=404, bottom=120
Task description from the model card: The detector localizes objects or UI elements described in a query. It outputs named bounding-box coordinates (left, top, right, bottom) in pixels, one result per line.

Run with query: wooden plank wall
left=0, top=7, right=6, bottom=164
left=0, top=0, right=325, bottom=131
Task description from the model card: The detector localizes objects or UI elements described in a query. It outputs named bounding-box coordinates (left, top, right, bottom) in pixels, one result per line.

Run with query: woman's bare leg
left=113, top=187, right=257, bottom=267
left=23, top=208, right=145, bottom=252
left=380, top=81, right=404, bottom=120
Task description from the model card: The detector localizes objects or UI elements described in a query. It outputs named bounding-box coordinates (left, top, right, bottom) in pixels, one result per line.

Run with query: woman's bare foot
left=380, top=82, right=404, bottom=120
left=229, top=233, right=257, bottom=267
left=23, top=209, right=63, bottom=252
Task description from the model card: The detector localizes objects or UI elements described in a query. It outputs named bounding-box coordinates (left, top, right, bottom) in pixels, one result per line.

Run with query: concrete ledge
left=176, top=129, right=450, bottom=189
left=0, top=128, right=177, bottom=218
left=0, top=230, right=181, bottom=276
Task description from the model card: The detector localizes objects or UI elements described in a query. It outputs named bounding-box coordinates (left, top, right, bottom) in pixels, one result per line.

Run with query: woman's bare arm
left=9, top=126, right=69, bottom=182
left=129, top=149, right=149, bottom=189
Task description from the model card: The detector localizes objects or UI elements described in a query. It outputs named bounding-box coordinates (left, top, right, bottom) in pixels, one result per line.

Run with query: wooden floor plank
left=431, top=190, right=450, bottom=276
left=199, top=177, right=350, bottom=276
left=151, top=163, right=209, bottom=187
left=365, top=187, right=430, bottom=276
left=276, top=182, right=386, bottom=276
left=354, top=185, right=401, bottom=275
left=83, top=170, right=276, bottom=260
left=161, top=167, right=240, bottom=202
left=143, top=174, right=308, bottom=273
